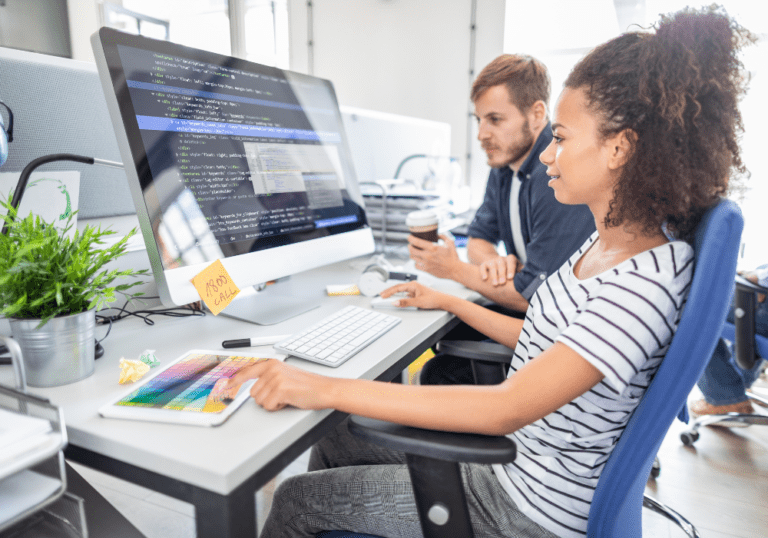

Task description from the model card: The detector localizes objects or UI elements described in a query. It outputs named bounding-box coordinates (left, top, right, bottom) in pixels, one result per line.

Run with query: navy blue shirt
left=467, top=124, right=596, bottom=300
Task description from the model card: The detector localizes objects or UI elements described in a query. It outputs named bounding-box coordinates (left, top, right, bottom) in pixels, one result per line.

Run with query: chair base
left=746, top=388, right=768, bottom=408
left=681, top=393, right=768, bottom=445
left=650, top=456, right=661, bottom=479
left=643, top=495, right=701, bottom=538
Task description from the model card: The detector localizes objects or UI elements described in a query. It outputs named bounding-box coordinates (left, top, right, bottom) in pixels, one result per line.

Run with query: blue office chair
left=319, top=198, right=743, bottom=538
left=680, top=274, right=768, bottom=442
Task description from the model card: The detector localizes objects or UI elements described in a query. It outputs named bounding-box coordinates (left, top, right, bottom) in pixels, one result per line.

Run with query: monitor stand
left=217, top=279, right=322, bottom=325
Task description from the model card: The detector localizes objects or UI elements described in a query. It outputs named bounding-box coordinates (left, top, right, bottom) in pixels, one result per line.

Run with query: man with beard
left=409, top=54, right=595, bottom=385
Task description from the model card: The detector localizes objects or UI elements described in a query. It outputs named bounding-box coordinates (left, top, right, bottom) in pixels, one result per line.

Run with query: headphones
left=358, top=262, right=417, bottom=297
left=0, top=101, right=14, bottom=168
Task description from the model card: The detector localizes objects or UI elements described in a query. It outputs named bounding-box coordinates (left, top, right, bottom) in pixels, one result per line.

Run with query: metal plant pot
left=8, top=309, right=95, bottom=387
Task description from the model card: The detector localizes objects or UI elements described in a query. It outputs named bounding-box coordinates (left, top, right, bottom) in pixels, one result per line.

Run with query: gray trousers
left=259, top=418, right=559, bottom=538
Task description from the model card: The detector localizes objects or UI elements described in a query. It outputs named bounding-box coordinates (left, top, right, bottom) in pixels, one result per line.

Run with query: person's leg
left=461, top=464, right=560, bottom=538
left=754, top=298, right=768, bottom=340
left=261, top=461, right=422, bottom=537
left=698, top=300, right=768, bottom=402
left=739, top=299, right=768, bottom=389
left=261, top=419, right=417, bottom=537
left=263, top=458, right=559, bottom=538
left=696, top=338, right=749, bottom=406
left=693, top=301, right=759, bottom=418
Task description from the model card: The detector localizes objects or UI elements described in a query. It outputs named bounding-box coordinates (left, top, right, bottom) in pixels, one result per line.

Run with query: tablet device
left=99, top=349, right=278, bottom=427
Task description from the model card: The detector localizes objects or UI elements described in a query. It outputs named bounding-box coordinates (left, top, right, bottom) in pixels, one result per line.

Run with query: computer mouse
left=370, top=295, right=417, bottom=310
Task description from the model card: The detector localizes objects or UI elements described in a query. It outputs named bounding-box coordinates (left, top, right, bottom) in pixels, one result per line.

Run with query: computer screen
left=91, top=28, right=374, bottom=324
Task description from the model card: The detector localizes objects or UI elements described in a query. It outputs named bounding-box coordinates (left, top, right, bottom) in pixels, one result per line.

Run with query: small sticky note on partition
left=190, top=259, right=241, bottom=315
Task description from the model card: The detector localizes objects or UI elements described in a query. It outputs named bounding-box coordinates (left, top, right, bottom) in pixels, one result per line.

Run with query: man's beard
left=484, top=120, right=535, bottom=168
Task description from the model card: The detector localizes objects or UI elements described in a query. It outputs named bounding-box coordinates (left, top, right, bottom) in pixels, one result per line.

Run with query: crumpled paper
left=117, top=350, right=161, bottom=384
left=118, top=358, right=150, bottom=384
left=138, top=349, right=160, bottom=368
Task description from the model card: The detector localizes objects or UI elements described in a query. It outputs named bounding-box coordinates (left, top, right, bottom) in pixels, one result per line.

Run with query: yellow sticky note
left=190, top=259, right=241, bottom=315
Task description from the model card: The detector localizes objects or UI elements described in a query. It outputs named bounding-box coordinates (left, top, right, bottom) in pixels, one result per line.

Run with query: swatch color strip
left=116, top=353, right=262, bottom=413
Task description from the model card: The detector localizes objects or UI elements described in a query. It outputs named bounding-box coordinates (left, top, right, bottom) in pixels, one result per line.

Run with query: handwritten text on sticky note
left=190, top=259, right=241, bottom=315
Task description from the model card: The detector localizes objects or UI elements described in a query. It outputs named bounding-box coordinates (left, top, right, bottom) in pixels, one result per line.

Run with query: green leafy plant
left=0, top=197, right=147, bottom=327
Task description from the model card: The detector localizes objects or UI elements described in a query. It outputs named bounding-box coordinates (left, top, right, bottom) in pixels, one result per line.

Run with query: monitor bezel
left=91, top=27, right=374, bottom=308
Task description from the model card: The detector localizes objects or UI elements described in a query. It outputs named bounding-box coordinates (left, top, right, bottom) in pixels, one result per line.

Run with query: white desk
left=0, top=257, right=479, bottom=537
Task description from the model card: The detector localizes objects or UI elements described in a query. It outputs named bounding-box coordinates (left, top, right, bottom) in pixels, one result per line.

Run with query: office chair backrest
left=586, top=199, right=743, bottom=538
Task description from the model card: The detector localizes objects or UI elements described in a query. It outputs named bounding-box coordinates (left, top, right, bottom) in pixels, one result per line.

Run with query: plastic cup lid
left=406, top=210, right=438, bottom=227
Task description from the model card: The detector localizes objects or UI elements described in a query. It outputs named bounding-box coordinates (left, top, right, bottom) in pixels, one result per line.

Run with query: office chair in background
left=318, top=198, right=743, bottom=538
left=680, top=274, right=768, bottom=443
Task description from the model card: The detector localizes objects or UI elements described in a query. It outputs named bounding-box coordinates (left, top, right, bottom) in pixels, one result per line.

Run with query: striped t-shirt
left=492, top=231, right=694, bottom=538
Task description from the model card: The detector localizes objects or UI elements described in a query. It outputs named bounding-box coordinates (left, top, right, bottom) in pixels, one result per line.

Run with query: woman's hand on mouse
left=380, top=281, right=451, bottom=310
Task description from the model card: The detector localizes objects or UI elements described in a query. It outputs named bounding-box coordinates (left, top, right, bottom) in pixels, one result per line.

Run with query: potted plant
left=0, top=196, right=146, bottom=387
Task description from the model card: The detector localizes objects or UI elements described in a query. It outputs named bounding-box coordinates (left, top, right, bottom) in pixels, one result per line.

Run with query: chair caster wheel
left=680, top=430, right=699, bottom=446
left=650, top=461, right=661, bottom=479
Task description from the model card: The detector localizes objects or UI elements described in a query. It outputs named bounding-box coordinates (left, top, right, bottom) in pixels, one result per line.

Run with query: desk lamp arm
left=2, top=153, right=123, bottom=235
left=360, top=180, right=389, bottom=253
left=393, top=154, right=459, bottom=180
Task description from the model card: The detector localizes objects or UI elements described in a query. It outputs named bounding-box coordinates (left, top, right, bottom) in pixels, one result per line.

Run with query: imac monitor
left=91, top=28, right=374, bottom=324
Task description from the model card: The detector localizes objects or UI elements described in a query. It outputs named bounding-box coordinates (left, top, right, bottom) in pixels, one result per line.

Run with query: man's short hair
left=471, top=54, right=550, bottom=113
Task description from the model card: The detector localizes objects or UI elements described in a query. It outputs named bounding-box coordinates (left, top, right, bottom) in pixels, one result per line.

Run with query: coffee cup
left=406, top=210, right=439, bottom=243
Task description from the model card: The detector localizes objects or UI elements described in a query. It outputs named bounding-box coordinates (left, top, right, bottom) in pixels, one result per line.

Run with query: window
left=244, top=0, right=290, bottom=68
left=106, top=0, right=288, bottom=67
left=101, top=4, right=170, bottom=41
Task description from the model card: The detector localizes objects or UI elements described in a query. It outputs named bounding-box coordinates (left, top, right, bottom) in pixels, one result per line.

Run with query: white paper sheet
left=0, top=171, right=80, bottom=237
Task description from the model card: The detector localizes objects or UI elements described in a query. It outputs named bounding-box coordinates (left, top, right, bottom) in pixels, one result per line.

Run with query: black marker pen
left=222, top=334, right=291, bottom=349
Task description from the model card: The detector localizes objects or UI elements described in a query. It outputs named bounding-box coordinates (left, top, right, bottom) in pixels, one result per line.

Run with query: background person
left=691, top=265, right=768, bottom=419
left=408, top=54, right=594, bottom=314
left=414, top=54, right=596, bottom=385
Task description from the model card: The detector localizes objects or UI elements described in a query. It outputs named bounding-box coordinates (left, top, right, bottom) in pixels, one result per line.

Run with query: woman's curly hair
left=564, top=4, right=754, bottom=241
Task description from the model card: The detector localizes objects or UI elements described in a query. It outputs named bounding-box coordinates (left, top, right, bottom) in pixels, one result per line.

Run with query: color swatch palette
left=115, top=353, right=262, bottom=413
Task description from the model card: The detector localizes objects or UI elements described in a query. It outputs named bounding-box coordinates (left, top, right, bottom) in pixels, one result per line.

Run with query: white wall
left=288, top=0, right=505, bottom=206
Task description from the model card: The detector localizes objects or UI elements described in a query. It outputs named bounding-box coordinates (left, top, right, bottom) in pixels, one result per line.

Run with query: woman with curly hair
left=223, top=6, right=752, bottom=537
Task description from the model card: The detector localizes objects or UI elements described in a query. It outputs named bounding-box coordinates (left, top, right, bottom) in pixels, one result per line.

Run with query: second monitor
left=91, top=28, right=374, bottom=324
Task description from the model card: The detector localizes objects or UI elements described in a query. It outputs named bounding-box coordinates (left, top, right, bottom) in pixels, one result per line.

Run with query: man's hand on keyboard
left=221, top=359, right=335, bottom=411
left=380, top=281, right=450, bottom=310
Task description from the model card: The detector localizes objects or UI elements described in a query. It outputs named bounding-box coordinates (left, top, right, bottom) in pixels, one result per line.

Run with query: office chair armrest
left=435, top=340, right=514, bottom=364
left=735, top=274, right=768, bottom=295
left=348, top=415, right=516, bottom=464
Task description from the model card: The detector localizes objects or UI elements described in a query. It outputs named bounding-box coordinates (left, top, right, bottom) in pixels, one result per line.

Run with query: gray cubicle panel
left=0, top=46, right=135, bottom=219
left=340, top=105, right=452, bottom=186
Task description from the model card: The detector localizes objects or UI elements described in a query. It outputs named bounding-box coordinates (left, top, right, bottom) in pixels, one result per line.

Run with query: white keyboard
left=274, top=305, right=401, bottom=367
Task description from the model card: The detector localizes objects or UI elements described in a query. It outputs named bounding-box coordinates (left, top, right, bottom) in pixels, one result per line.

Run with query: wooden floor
left=72, top=387, right=768, bottom=537
left=642, top=389, right=768, bottom=538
